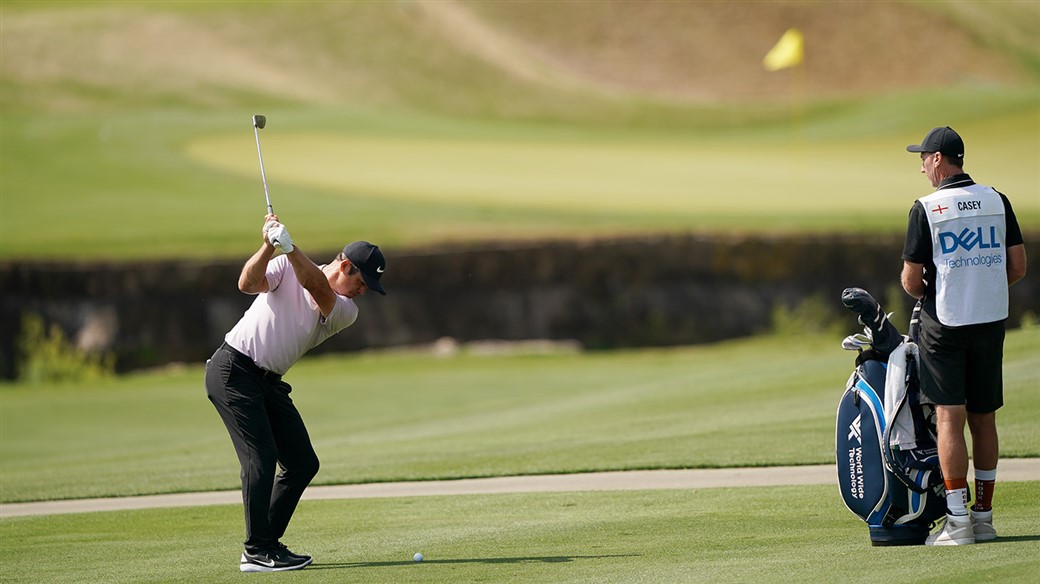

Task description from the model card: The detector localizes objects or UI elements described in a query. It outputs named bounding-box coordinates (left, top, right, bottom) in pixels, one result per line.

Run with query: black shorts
left=918, top=315, right=1005, bottom=413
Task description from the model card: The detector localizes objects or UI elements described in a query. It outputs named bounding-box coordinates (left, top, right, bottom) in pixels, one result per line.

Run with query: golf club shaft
left=252, top=122, right=273, bottom=215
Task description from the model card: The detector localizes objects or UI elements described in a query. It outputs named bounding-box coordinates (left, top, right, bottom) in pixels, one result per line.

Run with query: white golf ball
left=413, top=552, right=424, bottom=562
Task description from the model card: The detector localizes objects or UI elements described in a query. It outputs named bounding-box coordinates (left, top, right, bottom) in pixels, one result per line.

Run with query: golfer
left=900, top=127, right=1027, bottom=546
left=205, top=214, right=386, bottom=571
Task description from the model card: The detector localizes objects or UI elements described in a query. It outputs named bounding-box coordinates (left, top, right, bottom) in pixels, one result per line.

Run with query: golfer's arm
left=283, top=247, right=337, bottom=318
left=1007, top=244, right=1027, bottom=287
left=239, top=244, right=275, bottom=294
left=901, top=261, right=926, bottom=300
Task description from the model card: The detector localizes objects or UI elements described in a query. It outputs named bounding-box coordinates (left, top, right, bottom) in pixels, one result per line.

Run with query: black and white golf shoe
left=275, top=542, right=312, bottom=564
left=239, top=547, right=312, bottom=572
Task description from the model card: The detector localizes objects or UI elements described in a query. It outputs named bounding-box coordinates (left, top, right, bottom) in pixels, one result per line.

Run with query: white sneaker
left=925, top=514, right=975, bottom=546
left=971, top=510, right=997, bottom=542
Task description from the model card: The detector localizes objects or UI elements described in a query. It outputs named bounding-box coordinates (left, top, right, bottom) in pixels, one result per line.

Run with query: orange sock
left=944, top=478, right=969, bottom=515
left=973, top=468, right=997, bottom=512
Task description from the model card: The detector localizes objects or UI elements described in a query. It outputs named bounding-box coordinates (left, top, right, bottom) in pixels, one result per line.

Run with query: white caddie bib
left=919, top=184, right=1007, bottom=326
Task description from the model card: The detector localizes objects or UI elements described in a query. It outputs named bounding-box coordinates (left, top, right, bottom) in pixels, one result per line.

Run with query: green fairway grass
left=2, top=483, right=1039, bottom=584
left=2, top=328, right=1037, bottom=504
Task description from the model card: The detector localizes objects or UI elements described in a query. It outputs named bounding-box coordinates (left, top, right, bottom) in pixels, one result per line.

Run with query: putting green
left=3, top=103, right=1036, bottom=261
left=185, top=111, right=1040, bottom=218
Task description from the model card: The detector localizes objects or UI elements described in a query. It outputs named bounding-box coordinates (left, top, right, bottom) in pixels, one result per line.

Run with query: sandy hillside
left=457, top=0, right=1038, bottom=100
left=0, top=0, right=1037, bottom=113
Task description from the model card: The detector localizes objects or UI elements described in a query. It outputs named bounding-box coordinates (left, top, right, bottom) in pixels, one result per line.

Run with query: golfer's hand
left=267, top=222, right=294, bottom=254
left=262, top=214, right=280, bottom=239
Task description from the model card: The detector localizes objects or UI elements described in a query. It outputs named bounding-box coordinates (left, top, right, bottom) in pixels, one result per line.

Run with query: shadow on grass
left=984, top=535, right=1040, bottom=543
left=309, top=554, right=639, bottom=569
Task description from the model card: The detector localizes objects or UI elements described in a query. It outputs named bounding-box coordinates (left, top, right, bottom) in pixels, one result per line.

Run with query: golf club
left=252, top=114, right=273, bottom=215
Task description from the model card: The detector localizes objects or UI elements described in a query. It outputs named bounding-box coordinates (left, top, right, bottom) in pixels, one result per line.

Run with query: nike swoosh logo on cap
left=376, top=267, right=385, bottom=273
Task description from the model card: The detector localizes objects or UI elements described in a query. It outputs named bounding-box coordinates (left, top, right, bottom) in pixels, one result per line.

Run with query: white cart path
left=3, top=459, right=1038, bottom=518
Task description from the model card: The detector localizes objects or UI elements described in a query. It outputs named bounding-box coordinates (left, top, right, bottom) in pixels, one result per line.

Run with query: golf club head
left=252, top=114, right=266, bottom=129
left=841, top=334, right=872, bottom=352
left=841, top=287, right=881, bottom=320
left=840, top=287, right=902, bottom=357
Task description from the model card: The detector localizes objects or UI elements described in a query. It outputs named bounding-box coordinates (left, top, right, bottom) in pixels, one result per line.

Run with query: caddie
left=900, top=126, right=1027, bottom=546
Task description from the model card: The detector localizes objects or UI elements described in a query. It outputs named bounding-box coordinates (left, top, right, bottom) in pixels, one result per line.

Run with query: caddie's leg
left=968, top=412, right=998, bottom=479
left=967, top=411, right=999, bottom=540
left=965, top=321, right=1003, bottom=536
left=924, top=405, right=978, bottom=545
left=935, top=404, right=970, bottom=514
left=965, top=322, right=1003, bottom=515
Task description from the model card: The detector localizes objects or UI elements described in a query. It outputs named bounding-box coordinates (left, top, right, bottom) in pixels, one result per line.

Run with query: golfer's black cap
left=342, top=241, right=386, bottom=295
left=906, top=126, right=964, bottom=159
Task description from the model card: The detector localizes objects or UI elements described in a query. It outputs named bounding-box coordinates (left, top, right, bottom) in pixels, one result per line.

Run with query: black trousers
left=205, top=342, right=319, bottom=552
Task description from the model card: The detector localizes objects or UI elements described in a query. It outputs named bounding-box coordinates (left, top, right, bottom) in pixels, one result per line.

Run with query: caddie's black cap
left=906, top=126, right=964, bottom=159
left=342, top=241, right=386, bottom=295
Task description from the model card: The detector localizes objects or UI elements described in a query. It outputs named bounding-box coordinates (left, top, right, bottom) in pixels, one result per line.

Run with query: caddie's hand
left=267, top=222, right=295, bottom=254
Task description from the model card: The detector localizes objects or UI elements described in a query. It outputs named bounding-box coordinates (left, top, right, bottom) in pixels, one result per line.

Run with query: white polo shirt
left=225, top=255, right=359, bottom=375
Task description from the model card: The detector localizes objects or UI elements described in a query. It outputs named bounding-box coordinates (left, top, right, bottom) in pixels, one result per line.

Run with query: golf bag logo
left=838, top=375, right=882, bottom=509
left=848, top=414, right=862, bottom=444
left=845, top=413, right=866, bottom=500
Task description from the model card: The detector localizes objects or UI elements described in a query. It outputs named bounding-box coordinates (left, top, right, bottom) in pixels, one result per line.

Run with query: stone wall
left=1, top=233, right=1036, bottom=378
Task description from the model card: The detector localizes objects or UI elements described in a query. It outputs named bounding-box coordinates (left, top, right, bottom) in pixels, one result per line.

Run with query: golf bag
left=835, top=288, right=947, bottom=546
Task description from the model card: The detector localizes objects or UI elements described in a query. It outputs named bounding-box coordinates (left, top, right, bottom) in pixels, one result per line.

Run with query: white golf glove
left=263, top=219, right=278, bottom=237
left=267, top=222, right=294, bottom=253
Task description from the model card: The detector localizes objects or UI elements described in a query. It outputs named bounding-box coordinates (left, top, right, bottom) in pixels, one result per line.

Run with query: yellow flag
left=763, top=28, right=804, bottom=71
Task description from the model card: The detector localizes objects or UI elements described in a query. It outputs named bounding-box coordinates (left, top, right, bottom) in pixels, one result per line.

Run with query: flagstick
left=763, top=28, right=807, bottom=206
left=794, top=57, right=806, bottom=198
